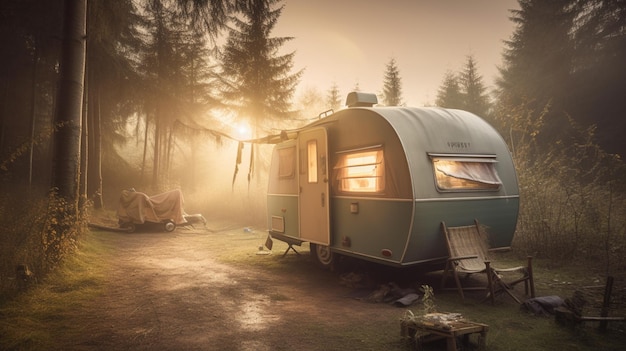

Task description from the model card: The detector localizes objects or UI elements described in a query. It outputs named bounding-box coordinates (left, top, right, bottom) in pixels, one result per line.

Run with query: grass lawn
left=1, top=224, right=625, bottom=351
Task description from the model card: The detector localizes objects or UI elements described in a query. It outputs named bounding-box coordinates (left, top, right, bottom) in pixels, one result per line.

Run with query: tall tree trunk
left=190, top=137, right=197, bottom=191
left=152, top=115, right=161, bottom=190
left=140, top=115, right=149, bottom=183
left=51, top=0, right=86, bottom=209
left=166, top=127, right=173, bottom=182
left=29, top=43, right=39, bottom=188
left=80, top=57, right=89, bottom=202
left=0, top=69, right=7, bottom=154
left=89, top=83, right=104, bottom=209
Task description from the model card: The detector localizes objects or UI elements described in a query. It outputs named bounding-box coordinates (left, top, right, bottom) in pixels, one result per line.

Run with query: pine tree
left=139, top=1, right=217, bottom=189
left=86, top=0, right=143, bottom=208
left=0, top=0, right=63, bottom=189
left=493, top=0, right=626, bottom=155
left=139, top=1, right=177, bottom=188
left=326, top=82, right=341, bottom=111
left=295, top=86, right=325, bottom=124
left=496, top=0, right=576, bottom=115
left=381, top=58, right=403, bottom=106
left=435, top=70, right=464, bottom=109
left=460, top=55, right=490, bottom=116
left=218, top=0, right=302, bottom=137
left=568, top=0, right=626, bottom=156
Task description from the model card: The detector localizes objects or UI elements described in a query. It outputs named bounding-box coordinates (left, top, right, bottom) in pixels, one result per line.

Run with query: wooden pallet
left=401, top=313, right=488, bottom=351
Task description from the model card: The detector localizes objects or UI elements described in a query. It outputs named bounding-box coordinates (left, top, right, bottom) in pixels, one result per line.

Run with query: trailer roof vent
left=346, top=92, right=378, bottom=108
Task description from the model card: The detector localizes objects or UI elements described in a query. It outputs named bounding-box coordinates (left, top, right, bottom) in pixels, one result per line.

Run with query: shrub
left=0, top=188, right=88, bottom=302
left=493, top=101, right=626, bottom=275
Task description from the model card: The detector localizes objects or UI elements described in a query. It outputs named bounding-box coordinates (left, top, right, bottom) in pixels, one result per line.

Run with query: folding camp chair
left=441, top=220, right=535, bottom=304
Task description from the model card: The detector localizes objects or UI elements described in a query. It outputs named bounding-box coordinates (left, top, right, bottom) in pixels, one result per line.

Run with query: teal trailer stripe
left=329, top=197, right=412, bottom=264
left=267, top=194, right=299, bottom=238
left=402, top=197, right=520, bottom=264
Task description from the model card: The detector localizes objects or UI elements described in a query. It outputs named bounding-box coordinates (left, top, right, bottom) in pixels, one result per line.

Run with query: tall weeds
left=493, top=101, right=626, bottom=275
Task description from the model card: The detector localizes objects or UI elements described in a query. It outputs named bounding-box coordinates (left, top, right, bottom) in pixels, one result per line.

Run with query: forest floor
left=1, top=217, right=625, bottom=350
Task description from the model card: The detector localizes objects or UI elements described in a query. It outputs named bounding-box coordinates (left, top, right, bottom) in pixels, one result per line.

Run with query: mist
left=111, top=122, right=274, bottom=228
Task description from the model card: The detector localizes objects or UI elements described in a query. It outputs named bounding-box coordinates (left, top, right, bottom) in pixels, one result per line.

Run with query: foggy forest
left=1, top=0, right=625, bottom=311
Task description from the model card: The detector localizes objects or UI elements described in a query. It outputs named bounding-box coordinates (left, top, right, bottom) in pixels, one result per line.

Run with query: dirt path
left=56, top=224, right=410, bottom=351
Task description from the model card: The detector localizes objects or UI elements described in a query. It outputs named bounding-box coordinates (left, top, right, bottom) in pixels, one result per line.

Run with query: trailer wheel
left=164, top=221, right=176, bottom=232
left=310, top=243, right=334, bottom=269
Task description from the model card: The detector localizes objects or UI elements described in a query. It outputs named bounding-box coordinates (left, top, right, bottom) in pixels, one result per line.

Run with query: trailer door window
left=335, top=148, right=384, bottom=193
left=278, top=146, right=295, bottom=179
left=432, top=157, right=501, bottom=191
left=307, top=140, right=318, bottom=183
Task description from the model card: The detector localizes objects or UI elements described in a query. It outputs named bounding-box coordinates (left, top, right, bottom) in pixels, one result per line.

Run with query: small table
left=401, top=313, right=488, bottom=351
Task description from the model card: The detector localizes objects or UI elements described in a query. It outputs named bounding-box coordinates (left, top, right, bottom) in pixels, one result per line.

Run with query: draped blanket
left=117, top=189, right=187, bottom=225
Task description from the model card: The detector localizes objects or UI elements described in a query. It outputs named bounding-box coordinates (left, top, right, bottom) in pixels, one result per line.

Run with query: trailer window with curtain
left=430, top=155, right=502, bottom=191
left=334, top=147, right=385, bottom=193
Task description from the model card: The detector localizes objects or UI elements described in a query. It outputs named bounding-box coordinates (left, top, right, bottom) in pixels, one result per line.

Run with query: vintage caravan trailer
left=266, top=92, right=519, bottom=268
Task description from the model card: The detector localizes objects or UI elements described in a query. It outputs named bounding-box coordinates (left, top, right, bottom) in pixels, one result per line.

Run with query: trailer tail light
left=381, top=249, right=392, bottom=257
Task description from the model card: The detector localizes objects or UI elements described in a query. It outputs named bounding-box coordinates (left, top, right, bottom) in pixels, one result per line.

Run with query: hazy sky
left=273, top=0, right=520, bottom=107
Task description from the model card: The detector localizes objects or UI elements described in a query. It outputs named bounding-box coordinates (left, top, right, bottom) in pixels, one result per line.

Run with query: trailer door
left=298, top=127, right=330, bottom=245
